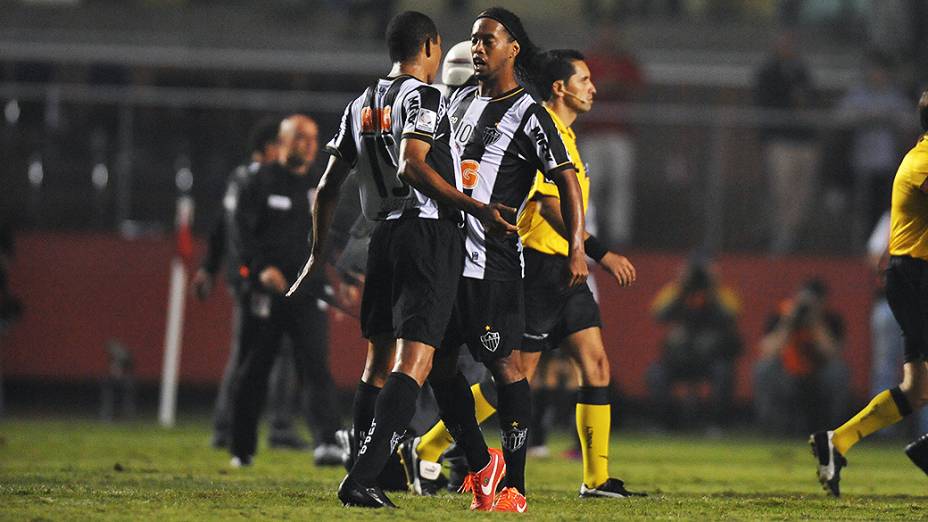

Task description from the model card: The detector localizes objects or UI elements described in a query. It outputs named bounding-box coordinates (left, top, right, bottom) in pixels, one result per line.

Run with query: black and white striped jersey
left=326, top=75, right=461, bottom=222
left=449, top=85, right=575, bottom=281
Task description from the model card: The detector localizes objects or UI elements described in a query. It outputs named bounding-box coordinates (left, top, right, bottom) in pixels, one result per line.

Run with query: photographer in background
left=754, top=278, right=848, bottom=434
left=647, top=256, right=742, bottom=432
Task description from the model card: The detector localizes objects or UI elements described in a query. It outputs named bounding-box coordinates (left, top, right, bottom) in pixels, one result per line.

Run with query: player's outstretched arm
left=549, top=167, right=587, bottom=287
left=536, top=194, right=635, bottom=287
left=398, top=138, right=517, bottom=238
left=287, top=155, right=351, bottom=297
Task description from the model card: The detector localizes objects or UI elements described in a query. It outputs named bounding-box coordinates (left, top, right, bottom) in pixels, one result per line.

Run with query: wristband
left=584, top=235, right=608, bottom=262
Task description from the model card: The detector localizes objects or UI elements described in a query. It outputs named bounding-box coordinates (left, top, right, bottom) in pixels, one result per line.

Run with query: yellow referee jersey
left=889, top=136, right=928, bottom=261
left=517, top=106, right=590, bottom=257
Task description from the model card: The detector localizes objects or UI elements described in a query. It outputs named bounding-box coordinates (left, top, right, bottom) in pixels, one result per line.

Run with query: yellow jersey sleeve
left=533, top=173, right=560, bottom=198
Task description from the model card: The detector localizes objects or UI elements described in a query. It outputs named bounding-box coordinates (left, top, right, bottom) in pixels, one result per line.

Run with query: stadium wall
left=3, top=233, right=875, bottom=401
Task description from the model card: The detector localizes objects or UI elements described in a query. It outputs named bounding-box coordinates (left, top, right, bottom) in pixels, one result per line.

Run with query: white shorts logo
left=480, top=330, right=500, bottom=352
left=267, top=194, right=292, bottom=210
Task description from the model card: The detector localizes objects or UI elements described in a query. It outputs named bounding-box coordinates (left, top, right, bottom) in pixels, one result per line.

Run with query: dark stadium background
left=1, top=0, right=925, bottom=420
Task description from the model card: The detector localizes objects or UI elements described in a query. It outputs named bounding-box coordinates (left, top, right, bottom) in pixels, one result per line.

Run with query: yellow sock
left=576, top=390, right=611, bottom=488
left=416, top=383, right=497, bottom=462
left=472, top=382, right=497, bottom=423
left=832, top=389, right=909, bottom=455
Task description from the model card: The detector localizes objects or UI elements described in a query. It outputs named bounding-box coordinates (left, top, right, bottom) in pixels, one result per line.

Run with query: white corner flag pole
left=159, top=195, right=194, bottom=428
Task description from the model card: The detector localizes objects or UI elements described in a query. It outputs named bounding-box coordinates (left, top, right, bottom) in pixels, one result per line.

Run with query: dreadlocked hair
left=477, top=7, right=544, bottom=89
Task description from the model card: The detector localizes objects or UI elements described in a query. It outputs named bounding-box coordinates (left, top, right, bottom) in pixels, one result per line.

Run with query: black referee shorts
left=442, top=277, right=525, bottom=363
left=360, top=218, right=464, bottom=348
left=520, top=248, right=601, bottom=353
left=885, top=255, right=928, bottom=363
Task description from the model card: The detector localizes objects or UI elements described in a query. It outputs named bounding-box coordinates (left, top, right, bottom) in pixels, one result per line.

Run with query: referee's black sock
left=352, top=380, right=380, bottom=448
left=430, top=371, right=491, bottom=472
left=350, top=372, right=419, bottom=487
left=498, top=378, right=532, bottom=495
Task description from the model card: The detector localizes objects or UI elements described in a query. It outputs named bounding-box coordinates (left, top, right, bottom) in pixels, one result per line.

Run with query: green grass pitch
left=1, top=419, right=927, bottom=520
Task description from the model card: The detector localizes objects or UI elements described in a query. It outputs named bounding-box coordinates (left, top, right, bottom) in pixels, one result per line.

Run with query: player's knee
left=900, top=366, right=928, bottom=407
left=491, top=356, right=525, bottom=384
left=577, top=349, right=610, bottom=386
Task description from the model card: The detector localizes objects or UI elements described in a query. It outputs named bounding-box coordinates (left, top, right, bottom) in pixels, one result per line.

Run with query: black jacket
left=200, top=162, right=257, bottom=287
left=232, top=162, right=323, bottom=292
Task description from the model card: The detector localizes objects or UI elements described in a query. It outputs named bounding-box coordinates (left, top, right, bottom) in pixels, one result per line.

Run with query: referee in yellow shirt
left=811, top=90, right=928, bottom=497
left=514, top=48, right=643, bottom=499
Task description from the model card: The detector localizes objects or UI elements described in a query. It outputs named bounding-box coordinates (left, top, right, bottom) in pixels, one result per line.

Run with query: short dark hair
left=385, top=11, right=438, bottom=63
left=536, top=49, right=585, bottom=101
left=476, top=7, right=543, bottom=87
left=919, top=89, right=928, bottom=132
left=247, top=117, right=280, bottom=155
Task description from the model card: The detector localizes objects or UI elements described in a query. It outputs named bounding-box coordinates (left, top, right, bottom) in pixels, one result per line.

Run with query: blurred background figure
left=191, top=117, right=311, bottom=451
left=526, top=351, right=579, bottom=459
left=835, top=52, right=911, bottom=250
left=647, top=256, right=742, bottom=433
left=754, top=278, right=848, bottom=435
left=580, top=23, right=643, bottom=248
left=227, top=114, right=342, bottom=468
left=754, top=30, right=819, bottom=254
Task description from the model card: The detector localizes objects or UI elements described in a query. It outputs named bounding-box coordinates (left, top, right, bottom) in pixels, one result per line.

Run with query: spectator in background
left=754, top=30, right=819, bottom=254
left=580, top=24, right=643, bottom=247
left=835, top=52, right=911, bottom=249
left=754, top=278, right=848, bottom=434
left=647, top=256, right=742, bottom=431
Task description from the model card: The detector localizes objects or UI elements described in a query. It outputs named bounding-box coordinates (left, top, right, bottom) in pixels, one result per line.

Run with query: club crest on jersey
left=480, top=330, right=500, bottom=352
left=461, top=159, right=480, bottom=189
left=482, top=126, right=502, bottom=146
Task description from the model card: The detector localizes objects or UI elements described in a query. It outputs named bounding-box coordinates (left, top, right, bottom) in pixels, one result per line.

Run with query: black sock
left=352, top=380, right=381, bottom=448
left=498, top=378, right=531, bottom=495
left=431, top=371, right=490, bottom=472
left=350, top=372, right=420, bottom=487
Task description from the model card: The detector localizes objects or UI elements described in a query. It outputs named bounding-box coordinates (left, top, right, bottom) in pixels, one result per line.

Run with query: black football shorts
left=360, top=218, right=463, bottom=348
left=442, top=277, right=525, bottom=363
left=520, top=248, right=601, bottom=353
left=885, top=255, right=928, bottom=363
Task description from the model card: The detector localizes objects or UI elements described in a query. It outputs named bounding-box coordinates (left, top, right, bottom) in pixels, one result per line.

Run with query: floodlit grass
left=1, top=418, right=927, bottom=520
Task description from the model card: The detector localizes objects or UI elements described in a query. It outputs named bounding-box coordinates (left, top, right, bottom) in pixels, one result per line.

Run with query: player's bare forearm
left=288, top=156, right=349, bottom=298
left=398, top=139, right=481, bottom=214
left=550, top=169, right=585, bottom=257
left=400, top=154, right=479, bottom=213
left=537, top=195, right=590, bottom=241
left=311, top=156, right=351, bottom=260
left=551, top=168, right=587, bottom=286
left=537, top=194, right=635, bottom=286
left=399, top=139, right=517, bottom=236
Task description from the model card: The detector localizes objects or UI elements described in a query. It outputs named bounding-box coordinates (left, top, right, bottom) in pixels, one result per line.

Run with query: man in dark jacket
left=193, top=119, right=311, bottom=451
left=228, top=114, right=342, bottom=467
